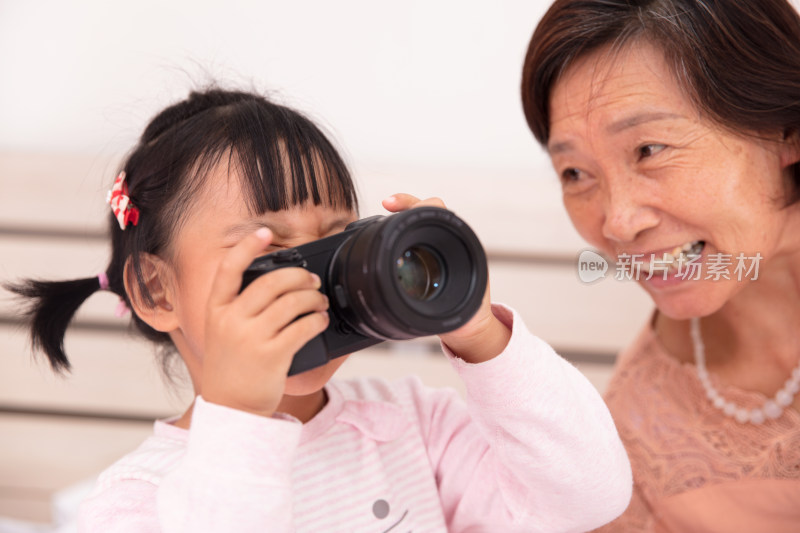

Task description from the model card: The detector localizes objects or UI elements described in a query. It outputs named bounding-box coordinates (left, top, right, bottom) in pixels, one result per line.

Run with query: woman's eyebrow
left=548, top=139, right=574, bottom=155
left=548, top=111, right=685, bottom=154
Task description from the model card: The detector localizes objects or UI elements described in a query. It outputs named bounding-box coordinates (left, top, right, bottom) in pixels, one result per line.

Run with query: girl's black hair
left=6, top=87, right=358, bottom=373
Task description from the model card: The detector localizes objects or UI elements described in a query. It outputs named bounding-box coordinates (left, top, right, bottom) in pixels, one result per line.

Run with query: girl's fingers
left=272, top=310, right=331, bottom=356
left=382, top=193, right=420, bottom=211
left=208, top=228, right=273, bottom=308
left=258, top=288, right=329, bottom=337
left=383, top=193, right=447, bottom=212
left=236, top=266, right=321, bottom=317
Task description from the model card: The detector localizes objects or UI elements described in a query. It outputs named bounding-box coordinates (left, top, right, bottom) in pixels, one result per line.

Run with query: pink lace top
left=594, top=319, right=800, bottom=533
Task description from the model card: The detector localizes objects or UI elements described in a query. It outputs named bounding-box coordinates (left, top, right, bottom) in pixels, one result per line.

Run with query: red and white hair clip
left=107, top=171, right=140, bottom=230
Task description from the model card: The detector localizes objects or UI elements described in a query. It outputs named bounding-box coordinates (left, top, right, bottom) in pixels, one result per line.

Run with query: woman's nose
left=600, top=181, right=660, bottom=243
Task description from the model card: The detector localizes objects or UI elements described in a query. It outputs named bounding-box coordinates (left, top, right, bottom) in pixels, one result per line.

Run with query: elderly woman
left=521, top=0, right=800, bottom=531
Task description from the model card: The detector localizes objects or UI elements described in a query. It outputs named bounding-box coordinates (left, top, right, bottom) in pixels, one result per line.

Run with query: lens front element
left=395, top=245, right=445, bottom=301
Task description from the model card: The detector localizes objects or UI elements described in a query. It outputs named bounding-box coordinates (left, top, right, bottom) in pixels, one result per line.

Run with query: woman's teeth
left=665, top=240, right=705, bottom=270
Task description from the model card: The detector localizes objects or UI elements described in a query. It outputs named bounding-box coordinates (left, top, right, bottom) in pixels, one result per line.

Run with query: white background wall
left=0, top=0, right=553, bottom=175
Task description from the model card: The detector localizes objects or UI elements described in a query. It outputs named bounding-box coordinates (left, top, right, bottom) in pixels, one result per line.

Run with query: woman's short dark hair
left=7, top=87, right=358, bottom=373
left=521, top=0, right=800, bottom=200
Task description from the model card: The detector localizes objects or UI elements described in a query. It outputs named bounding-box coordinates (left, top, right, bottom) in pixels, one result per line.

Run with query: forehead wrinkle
left=549, top=44, right=687, bottom=154
left=549, top=51, right=627, bottom=152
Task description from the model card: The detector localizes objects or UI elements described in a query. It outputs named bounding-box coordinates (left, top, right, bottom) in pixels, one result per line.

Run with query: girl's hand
left=200, top=228, right=330, bottom=417
left=382, top=194, right=510, bottom=364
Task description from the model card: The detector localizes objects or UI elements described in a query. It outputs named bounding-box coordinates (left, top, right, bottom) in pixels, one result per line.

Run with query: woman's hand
left=382, top=194, right=511, bottom=364
left=200, top=228, right=330, bottom=417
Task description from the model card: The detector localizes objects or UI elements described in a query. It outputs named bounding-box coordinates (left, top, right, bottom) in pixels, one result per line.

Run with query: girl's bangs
left=220, top=101, right=358, bottom=215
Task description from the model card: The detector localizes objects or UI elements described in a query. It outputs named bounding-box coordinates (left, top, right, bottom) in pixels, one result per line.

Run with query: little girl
left=9, top=88, right=631, bottom=532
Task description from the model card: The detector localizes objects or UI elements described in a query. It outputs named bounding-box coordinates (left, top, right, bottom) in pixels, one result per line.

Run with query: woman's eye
left=638, top=144, right=666, bottom=159
left=558, top=167, right=595, bottom=193
left=561, top=168, right=582, bottom=182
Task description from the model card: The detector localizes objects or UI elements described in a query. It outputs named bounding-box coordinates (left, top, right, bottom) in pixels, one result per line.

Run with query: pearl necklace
left=690, top=317, right=800, bottom=424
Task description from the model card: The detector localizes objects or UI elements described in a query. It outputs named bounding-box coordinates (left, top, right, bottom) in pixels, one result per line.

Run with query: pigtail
left=5, top=276, right=103, bottom=373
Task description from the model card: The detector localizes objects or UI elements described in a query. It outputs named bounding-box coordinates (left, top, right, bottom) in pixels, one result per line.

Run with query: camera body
left=241, top=206, right=487, bottom=375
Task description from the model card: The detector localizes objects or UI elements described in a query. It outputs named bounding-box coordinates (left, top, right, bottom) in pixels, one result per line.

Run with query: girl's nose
left=600, top=181, right=660, bottom=243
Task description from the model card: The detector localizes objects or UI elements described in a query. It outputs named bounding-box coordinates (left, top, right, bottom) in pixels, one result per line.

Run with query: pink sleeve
left=417, top=304, right=632, bottom=533
left=80, top=481, right=161, bottom=532
left=80, top=396, right=302, bottom=532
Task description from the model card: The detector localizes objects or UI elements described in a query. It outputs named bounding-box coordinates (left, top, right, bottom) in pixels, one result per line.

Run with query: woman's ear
left=124, top=254, right=179, bottom=333
left=780, top=128, right=800, bottom=169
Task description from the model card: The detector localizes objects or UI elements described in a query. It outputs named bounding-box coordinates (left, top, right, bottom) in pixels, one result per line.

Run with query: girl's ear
left=124, top=254, right=179, bottom=333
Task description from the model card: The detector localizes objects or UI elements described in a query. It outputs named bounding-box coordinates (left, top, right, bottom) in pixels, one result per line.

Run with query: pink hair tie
left=115, top=300, right=131, bottom=318
left=97, top=272, right=130, bottom=317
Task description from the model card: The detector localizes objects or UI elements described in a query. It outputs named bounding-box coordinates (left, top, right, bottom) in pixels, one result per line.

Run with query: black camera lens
left=395, top=245, right=445, bottom=301
left=329, top=206, right=487, bottom=340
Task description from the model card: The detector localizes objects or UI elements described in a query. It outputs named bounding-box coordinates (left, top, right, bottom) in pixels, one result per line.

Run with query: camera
left=241, top=206, right=488, bottom=375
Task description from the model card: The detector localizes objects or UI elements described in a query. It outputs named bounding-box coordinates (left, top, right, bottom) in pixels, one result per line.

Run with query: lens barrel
left=328, top=207, right=487, bottom=340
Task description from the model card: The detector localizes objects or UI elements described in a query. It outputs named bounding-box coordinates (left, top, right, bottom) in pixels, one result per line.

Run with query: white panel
left=349, top=161, right=586, bottom=255
left=0, top=151, right=115, bottom=230
left=0, top=325, right=193, bottom=417
left=0, top=414, right=153, bottom=523
left=488, top=262, right=653, bottom=354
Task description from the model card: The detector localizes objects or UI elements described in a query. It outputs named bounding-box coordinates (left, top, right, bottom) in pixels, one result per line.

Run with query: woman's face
left=547, top=41, right=800, bottom=319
